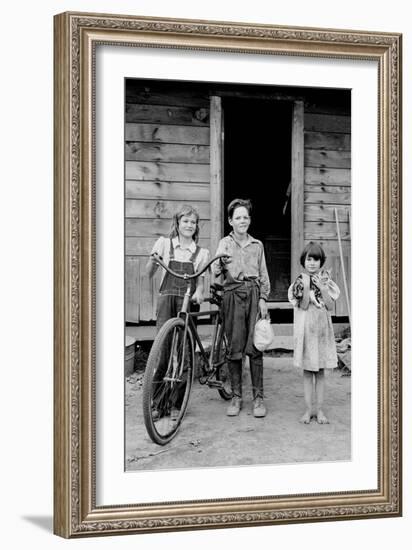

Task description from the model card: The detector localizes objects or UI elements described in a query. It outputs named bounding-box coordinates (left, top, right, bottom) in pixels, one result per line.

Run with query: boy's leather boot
left=226, top=360, right=242, bottom=416
left=250, top=355, right=266, bottom=417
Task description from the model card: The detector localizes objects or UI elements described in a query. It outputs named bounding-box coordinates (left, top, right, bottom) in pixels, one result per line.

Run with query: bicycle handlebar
left=150, top=253, right=229, bottom=280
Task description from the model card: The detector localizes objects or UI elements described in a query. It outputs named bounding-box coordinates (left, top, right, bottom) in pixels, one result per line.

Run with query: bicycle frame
left=179, top=309, right=221, bottom=368
left=150, top=252, right=228, bottom=384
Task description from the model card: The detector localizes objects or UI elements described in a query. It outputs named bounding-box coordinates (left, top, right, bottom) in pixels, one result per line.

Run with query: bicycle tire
left=214, top=323, right=232, bottom=401
left=142, top=317, right=195, bottom=445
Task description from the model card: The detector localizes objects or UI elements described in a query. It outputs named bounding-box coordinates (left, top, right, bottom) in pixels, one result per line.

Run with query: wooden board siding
left=126, top=104, right=210, bottom=126
left=126, top=218, right=211, bottom=238
left=304, top=103, right=351, bottom=316
left=126, top=143, right=210, bottom=163
left=124, top=83, right=352, bottom=323
left=126, top=161, right=209, bottom=182
left=125, top=181, right=210, bottom=201
left=125, top=199, right=210, bottom=219
left=304, top=131, right=351, bottom=151
left=125, top=83, right=211, bottom=322
left=126, top=237, right=211, bottom=256
left=126, top=123, right=210, bottom=145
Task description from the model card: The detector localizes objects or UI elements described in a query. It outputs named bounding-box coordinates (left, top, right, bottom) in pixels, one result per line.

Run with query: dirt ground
left=125, top=356, right=351, bottom=471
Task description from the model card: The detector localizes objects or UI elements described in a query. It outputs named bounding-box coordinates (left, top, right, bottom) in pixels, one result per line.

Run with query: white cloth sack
left=253, top=318, right=274, bottom=351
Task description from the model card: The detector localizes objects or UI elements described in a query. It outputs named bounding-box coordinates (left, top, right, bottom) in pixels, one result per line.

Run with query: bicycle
left=142, top=253, right=232, bottom=445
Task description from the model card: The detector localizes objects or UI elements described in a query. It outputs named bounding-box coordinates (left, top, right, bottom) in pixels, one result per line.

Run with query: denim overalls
left=153, top=239, right=201, bottom=412
left=156, top=239, right=201, bottom=329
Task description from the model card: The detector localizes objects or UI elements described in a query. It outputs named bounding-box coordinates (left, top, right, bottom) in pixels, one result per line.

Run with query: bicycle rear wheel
left=142, top=317, right=195, bottom=445
left=214, top=324, right=232, bottom=401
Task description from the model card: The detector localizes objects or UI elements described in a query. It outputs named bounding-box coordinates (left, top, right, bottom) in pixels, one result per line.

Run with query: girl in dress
left=288, top=242, right=340, bottom=424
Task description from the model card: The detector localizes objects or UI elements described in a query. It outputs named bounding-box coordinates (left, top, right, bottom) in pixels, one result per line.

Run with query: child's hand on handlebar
left=220, top=254, right=232, bottom=265
left=150, top=252, right=162, bottom=264
left=191, top=289, right=204, bottom=305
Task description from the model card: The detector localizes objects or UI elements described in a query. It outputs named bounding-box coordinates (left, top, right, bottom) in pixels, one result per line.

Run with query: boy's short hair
left=169, top=204, right=200, bottom=242
left=300, top=241, right=326, bottom=267
left=227, top=198, right=252, bottom=219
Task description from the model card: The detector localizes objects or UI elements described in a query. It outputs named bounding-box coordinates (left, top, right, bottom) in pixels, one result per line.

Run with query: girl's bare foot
left=316, top=410, right=329, bottom=424
left=300, top=410, right=311, bottom=424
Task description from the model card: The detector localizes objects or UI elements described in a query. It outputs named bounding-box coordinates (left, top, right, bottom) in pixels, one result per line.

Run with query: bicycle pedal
left=206, top=380, right=223, bottom=388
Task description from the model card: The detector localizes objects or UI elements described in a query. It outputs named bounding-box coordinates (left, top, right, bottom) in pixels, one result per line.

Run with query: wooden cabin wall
left=125, top=83, right=211, bottom=322
left=303, top=100, right=351, bottom=316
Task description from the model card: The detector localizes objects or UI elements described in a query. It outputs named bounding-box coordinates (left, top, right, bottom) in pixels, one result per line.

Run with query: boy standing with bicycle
left=213, top=199, right=270, bottom=418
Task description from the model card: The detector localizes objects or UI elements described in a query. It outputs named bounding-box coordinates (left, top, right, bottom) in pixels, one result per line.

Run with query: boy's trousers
left=222, top=280, right=264, bottom=399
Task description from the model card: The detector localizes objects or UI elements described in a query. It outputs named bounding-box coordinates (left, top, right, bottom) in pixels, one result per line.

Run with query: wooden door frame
left=210, top=95, right=224, bottom=255
left=209, top=95, right=304, bottom=298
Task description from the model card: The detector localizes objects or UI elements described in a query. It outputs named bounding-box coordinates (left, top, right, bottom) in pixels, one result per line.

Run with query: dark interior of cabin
left=223, top=98, right=293, bottom=303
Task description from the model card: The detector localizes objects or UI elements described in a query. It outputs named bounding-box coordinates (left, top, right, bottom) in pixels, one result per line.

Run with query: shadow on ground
left=21, top=516, right=53, bottom=533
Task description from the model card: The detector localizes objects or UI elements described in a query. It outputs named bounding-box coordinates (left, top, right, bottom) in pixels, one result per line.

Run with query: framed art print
left=53, top=12, right=402, bottom=537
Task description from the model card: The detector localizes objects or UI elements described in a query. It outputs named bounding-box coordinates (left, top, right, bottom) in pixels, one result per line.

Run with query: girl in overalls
left=146, top=205, right=210, bottom=416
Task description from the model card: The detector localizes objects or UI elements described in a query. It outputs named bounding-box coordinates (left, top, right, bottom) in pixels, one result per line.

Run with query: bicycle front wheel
left=142, top=317, right=195, bottom=445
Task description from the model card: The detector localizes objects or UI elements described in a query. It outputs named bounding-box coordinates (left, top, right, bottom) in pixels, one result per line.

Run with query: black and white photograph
left=124, top=78, right=352, bottom=471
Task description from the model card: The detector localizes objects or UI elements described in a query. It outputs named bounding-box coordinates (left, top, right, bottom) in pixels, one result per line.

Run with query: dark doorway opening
left=223, top=98, right=293, bottom=301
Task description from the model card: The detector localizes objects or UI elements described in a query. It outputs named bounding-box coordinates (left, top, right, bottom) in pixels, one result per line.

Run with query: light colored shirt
left=150, top=236, right=210, bottom=285
left=213, top=232, right=271, bottom=300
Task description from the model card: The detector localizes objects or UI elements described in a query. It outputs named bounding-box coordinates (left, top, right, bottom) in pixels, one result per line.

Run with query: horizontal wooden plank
left=126, top=161, right=210, bottom=183
left=304, top=149, right=351, bottom=169
left=125, top=88, right=209, bottom=108
left=311, top=240, right=351, bottom=257
left=126, top=237, right=211, bottom=256
left=125, top=181, right=210, bottom=201
left=126, top=123, right=210, bottom=145
left=126, top=199, right=211, bottom=219
left=304, top=191, right=351, bottom=205
left=304, top=184, right=350, bottom=194
left=304, top=100, right=350, bottom=116
left=304, top=113, right=351, bottom=133
left=305, top=221, right=350, bottom=240
left=305, top=167, right=351, bottom=186
left=125, top=142, right=210, bottom=163
left=304, top=131, right=351, bottom=151
left=304, top=205, right=350, bottom=223
left=126, top=218, right=211, bottom=238
left=125, top=104, right=210, bottom=126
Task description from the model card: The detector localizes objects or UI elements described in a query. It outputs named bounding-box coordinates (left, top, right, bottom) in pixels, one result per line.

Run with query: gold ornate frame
left=53, top=11, right=402, bottom=538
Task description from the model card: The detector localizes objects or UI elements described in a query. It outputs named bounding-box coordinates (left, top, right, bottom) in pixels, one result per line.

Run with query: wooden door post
left=210, top=96, right=224, bottom=255
left=291, top=100, right=304, bottom=279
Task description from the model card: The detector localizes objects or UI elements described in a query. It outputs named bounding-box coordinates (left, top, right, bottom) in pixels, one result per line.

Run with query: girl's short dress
left=288, top=272, right=340, bottom=372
